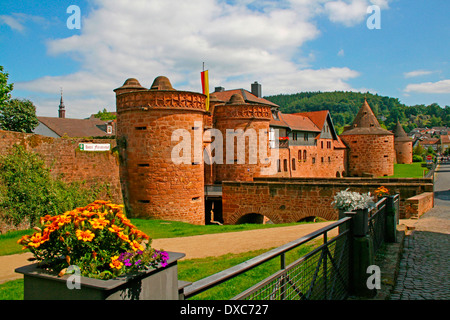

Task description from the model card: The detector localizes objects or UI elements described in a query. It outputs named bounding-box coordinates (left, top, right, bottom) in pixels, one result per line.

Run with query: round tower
left=114, top=76, right=206, bottom=224
left=340, top=99, right=394, bottom=177
left=393, top=121, right=413, bottom=164
left=213, top=93, right=272, bottom=182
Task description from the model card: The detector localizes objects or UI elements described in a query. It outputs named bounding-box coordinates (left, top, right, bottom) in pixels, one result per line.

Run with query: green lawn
left=386, top=162, right=428, bottom=178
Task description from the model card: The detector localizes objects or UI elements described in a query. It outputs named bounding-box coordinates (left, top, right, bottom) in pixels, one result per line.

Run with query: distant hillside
left=264, top=91, right=450, bottom=134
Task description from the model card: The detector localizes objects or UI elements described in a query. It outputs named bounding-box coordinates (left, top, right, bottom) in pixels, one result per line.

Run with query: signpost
left=79, top=143, right=111, bottom=151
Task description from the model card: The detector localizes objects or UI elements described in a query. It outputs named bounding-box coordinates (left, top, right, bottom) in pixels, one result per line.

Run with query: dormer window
left=107, top=125, right=113, bottom=134
left=272, top=110, right=279, bottom=121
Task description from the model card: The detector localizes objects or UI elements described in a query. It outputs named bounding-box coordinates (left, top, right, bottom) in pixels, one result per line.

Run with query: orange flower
left=76, top=229, right=95, bottom=242
left=109, top=255, right=123, bottom=270
left=89, top=217, right=110, bottom=230
left=56, top=215, right=72, bottom=226
left=108, top=224, right=124, bottom=233
left=116, top=231, right=130, bottom=243
left=130, top=240, right=144, bottom=252
left=27, top=233, right=49, bottom=248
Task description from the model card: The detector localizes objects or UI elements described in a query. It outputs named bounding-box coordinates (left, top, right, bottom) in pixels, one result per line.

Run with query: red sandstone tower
left=393, top=121, right=413, bottom=164
left=340, top=99, right=394, bottom=177
left=213, top=93, right=273, bottom=182
left=114, top=76, right=207, bottom=224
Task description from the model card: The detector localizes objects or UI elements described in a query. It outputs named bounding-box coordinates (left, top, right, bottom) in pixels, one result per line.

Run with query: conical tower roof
left=341, top=98, right=393, bottom=135
left=393, top=121, right=411, bottom=142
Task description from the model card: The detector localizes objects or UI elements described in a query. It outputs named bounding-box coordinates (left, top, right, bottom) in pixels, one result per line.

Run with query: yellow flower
left=109, top=255, right=123, bottom=270
left=26, top=233, right=49, bottom=248
left=89, top=217, right=110, bottom=230
left=76, top=229, right=95, bottom=242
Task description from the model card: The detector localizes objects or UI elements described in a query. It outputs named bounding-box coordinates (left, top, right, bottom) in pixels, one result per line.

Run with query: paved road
left=389, top=162, right=450, bottom=300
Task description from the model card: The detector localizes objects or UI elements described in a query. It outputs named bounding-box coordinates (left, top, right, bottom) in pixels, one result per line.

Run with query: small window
left=138, top=200, right=150, bottom=204
left=304, top=133, right=308, bottom=141
left=107, top=125, right=113, bottom=134
left=135, top=126, right=147, bottom=130
left=298, top=150, right=302, bottom=160
left=283, top=159, right=288, bottom=172
left=292, top=158, right=296, bottom=170
left=321, top=141, right=324, bottom=149
left=293, top=132, right=298, bottom=141
left=312, top=157, right=316, bottom=164
left=328, top=157, right=331, bottom=162
left=138, top=163, right=150, bottom=167
left=321, top=157, right=324, bottom=163
left=277, top=159, right=281, bottom=172
left=303, top=150, right=307, bottom=161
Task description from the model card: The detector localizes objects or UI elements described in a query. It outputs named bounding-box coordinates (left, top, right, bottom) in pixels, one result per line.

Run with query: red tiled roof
left=292, top=110, right=329, bottom=130
left=37, top=117, right=114, bottom=137
left=279, top=113, right=321, bottom=132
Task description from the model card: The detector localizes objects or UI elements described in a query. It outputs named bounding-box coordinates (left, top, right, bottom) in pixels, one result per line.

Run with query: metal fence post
left=385, top=195, right=398, bottom=243
left=346, top=209, right=376, bottom=298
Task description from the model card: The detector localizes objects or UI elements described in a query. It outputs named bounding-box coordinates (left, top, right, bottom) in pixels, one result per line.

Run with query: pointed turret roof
left=340, top=98, right=393, bottom=136
left=393, top=121, right=411, bottom=142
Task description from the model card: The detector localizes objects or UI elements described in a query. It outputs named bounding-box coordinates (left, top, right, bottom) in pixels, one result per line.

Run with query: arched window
left=298, top=150, right=302, bottom=160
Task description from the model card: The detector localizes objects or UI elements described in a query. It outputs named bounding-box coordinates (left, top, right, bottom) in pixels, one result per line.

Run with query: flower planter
left=15, top=251, right=184, bottom=300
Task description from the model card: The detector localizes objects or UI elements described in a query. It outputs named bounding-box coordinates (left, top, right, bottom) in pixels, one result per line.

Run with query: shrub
left=412, top=155, right=423, bottom=162
left=0, top=145, right=106, bottom=228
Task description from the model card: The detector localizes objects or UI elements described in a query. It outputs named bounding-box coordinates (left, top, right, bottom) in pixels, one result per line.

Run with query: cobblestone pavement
left=389, top=162, right=450, bottom=300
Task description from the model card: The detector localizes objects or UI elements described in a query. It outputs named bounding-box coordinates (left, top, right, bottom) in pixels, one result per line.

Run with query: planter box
left=15, top=251, right=184, bottom=300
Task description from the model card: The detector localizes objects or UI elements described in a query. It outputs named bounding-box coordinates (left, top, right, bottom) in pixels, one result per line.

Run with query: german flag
left=201, top=70, right=209, bottom=111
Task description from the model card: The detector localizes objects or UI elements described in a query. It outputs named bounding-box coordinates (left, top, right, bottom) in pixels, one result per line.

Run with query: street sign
left=426, top=155, right=432, bottom=161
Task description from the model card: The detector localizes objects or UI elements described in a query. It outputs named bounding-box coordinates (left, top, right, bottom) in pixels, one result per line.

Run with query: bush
left=412, top=155, right=423, bottom=162
left=0, top=145, right=106, bottom=228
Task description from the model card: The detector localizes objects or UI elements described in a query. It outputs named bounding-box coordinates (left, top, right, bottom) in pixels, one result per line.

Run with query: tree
left=94, top=108, right=116, bottom=121
left=0, top=98, right=39, bottom=133
left=0, top=65, right=13, bottom=107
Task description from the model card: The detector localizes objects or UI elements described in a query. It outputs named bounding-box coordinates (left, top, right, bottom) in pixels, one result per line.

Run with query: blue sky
left=0, top=0, right=449, bottom=118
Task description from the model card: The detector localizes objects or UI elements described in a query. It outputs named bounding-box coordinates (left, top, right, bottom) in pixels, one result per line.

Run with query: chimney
left=251, top=81, right=261, bottom=98
left=214, top=86, right=225, bottom=92
left=58, top=89, right=66, bottom=118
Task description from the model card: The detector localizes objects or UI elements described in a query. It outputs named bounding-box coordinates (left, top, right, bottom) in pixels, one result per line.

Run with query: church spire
left=58, top=88, right=66, bottom=118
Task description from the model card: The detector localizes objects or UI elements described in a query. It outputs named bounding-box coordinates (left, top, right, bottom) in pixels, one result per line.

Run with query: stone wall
left=222, top=177, right=434, bottom=224
left=0, top=130, right=121, bottom=202
left=404, top=192, right=434, bottom=218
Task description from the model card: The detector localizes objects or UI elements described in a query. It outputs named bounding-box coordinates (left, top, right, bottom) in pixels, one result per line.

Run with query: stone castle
left=114, top=76, right=413, bottom=224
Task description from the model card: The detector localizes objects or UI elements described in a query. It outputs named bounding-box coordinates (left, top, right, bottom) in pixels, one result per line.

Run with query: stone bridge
left=221, top=177, right=434, bottom=225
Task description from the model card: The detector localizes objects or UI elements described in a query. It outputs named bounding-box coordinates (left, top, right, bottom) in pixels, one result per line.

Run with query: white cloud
left=338, top=49, right=345, bottom=56
left=403, top=70, right=434, bottom=78
left=0, top=13, right=48, bottom=32
left=323, top=0, right=389, bottom=27
left=15, top=0, right=370, bottom=117
left=404, top=79, right=450, bottom=94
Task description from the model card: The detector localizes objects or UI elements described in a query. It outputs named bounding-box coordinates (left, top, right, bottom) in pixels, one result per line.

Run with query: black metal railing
left=182, top=218, right=352, bottom=300
left=368, top=195, right=399, bottom=254
left=180, top=194, right=399, bottom=300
